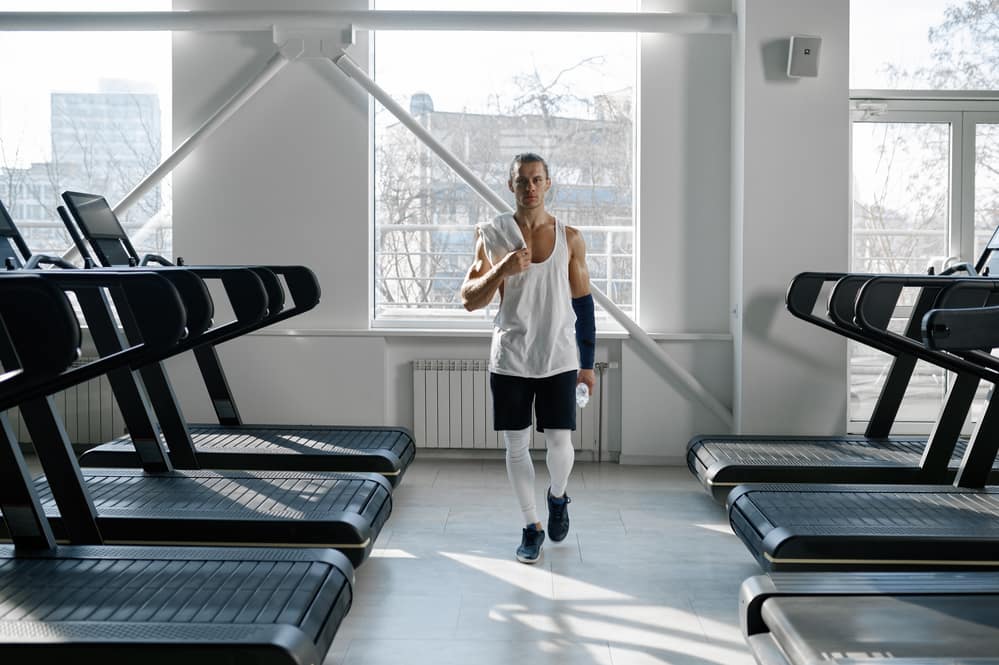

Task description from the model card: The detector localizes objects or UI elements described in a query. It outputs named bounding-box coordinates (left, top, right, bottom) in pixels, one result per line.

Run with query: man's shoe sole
left=548, top=531, right=568, bottom=543
left=516, top=547, right=544, bottom=564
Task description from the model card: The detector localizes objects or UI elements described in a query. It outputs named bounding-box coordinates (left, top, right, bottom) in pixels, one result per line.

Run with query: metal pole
left=332, top=51, right=733, bottom=428
left=0, top=11, right=737, bottom=34
left=596, top=361, right=607, bottom=463
left=114, top=50, right=290, bottom=217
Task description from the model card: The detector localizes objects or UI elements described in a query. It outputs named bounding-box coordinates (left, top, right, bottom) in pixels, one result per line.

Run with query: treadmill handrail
left=184, top=265, right=319, bottom=350
left=250, top=266, right=285, bottom=313
left=921, top=283, right=999, bottom=374
left=78, top=265, right=214, bottom=339
left=67, top=266, right=269, bottom=372
left=786, top=272, right=902, bottom=356
left=924, top=305, right=999, bottom=352
left=855, top=276, right=999, bottom=383
left=132, top=265, right=316, bottom=353
left=0, top=275, right=82, bottom=410
left=255, top=264, right=320, bottom=322
left=140, top=266, right=269, bottom=354
left=0, top=270, right=187, bottom=402
left=138, top=265, right=267, bottom=330
left=828, top=272, right=981, bottom=344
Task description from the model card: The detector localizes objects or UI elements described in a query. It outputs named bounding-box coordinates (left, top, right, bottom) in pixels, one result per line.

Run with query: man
left=460, top=152, right=596, bottom=564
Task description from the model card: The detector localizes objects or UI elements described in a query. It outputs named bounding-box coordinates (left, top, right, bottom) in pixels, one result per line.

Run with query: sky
left=850, top=0, right=950, bottom=87
left=0, top=0, right=172, bottom=166
left=0, top=1, right=958, bottom=167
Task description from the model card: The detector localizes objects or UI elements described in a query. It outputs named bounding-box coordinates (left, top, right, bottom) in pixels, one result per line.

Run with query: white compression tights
left=503, top=427, right=575, bottom=526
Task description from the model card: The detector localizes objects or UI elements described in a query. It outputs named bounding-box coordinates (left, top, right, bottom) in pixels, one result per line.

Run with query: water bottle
left=575, top=383, right=590, bottom=408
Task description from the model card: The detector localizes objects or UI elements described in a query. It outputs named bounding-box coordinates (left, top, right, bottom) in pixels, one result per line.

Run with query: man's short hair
left=509, top=153, right=549, bottom=180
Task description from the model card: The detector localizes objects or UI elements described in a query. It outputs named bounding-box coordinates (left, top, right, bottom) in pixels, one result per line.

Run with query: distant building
left=50, top=91, right=162, bottom=224
left=0, top=91, right=165, bottom=257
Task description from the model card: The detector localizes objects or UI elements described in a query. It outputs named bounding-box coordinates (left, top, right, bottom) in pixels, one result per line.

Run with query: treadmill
left=689, top=232, right=999, bottom=501
left=728, top=274, right=999, bottom=572
left=0, top=273, right=356, bottom=665
left=0, top=263, right=391, bottom=567
left=740, top=572, right=999, bottom=665
left=739, top=304, right=999, bottom=665
left=59, top=191, right=414, bottom=486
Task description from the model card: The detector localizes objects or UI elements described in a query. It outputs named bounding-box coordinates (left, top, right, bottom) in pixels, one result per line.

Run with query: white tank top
left=476, top=213, right=578, bottom=378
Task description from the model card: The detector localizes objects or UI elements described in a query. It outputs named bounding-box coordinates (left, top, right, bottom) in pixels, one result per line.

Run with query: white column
left=731, top=0, right=850, bottom=434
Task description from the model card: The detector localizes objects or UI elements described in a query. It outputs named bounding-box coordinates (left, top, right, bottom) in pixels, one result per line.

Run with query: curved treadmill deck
left=80, top=425, right=415, bottom=487
left=742, top=572, right=999, bottom=665
left=0, top=545, right=353, bottom=664
left=2, top=470, right=392, bottom=567
left=756, top=595, right=999, bottom=664
left=687, top=435, right=999, bottom=502
left=729, top=483, right=999, bottom=572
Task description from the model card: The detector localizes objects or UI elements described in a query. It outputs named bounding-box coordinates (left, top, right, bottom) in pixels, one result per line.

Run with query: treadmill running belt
left=688, top=436, right=999, bottom=501
left=761, top=595, right=999, bottom=664
left=692, top=437, right=929, bottom=466
left=81, top=426, right=416, bottom=485
left=0, top=545, right=352, bottom=664
left=729, top=484, right=999, bottom=571
left=2, top=470, right=391, bottom=567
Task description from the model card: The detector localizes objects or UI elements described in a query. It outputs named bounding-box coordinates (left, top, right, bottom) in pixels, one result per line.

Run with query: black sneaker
left=516, top=524, right=545, bottom=564
left=547, top=489, right=572, bottom=542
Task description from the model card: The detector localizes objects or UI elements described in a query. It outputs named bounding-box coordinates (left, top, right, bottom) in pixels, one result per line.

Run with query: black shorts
left=490, top=370, right=577, bottom=432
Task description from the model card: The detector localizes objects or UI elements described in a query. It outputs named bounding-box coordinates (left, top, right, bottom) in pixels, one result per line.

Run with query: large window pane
left=372, top=3, right=635, bottom=323
left=852, top=1, right=999, bottom=90
left=850, top=121, right=951, bottom=423
left=974, top=123, right=999, bottom=260
left=968, top=121, right=999, bottom=427
left=0, top=1, right=171, bottom=259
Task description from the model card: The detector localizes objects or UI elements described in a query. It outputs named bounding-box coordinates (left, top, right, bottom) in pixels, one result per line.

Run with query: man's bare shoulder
left=565, top=225, right=587, bottom=250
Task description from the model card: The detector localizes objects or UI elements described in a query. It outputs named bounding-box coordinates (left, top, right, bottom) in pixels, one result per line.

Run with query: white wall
left=168, top=0, right=851, bottom=460
left=731, top=0, right=850, bottom=435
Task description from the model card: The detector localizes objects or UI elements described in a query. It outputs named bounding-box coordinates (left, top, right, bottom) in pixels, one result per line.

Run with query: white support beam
left=332, top=51, right=733, bottom=429
left=114, top=50, right=291, bottom=217
left=0, top=10, right=735, bottom=34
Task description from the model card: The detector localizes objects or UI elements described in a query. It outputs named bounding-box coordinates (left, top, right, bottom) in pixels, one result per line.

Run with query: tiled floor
left=328, top=459, right=760, bottom=665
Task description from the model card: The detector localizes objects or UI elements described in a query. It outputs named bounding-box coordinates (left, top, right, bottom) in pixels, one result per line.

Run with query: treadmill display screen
left=64, top=192, right=123, bottom=239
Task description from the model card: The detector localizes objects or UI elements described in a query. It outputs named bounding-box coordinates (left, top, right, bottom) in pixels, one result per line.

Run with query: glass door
left=849, top=112, right=960, bottom=430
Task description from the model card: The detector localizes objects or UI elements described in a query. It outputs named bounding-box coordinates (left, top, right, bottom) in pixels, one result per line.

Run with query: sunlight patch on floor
left=369, top=548, right=418, bottom=559
left=695, top=522, right=733, bottom=535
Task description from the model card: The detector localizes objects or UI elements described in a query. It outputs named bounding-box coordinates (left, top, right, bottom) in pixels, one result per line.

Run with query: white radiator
left=412, top=359, right=602, bottom=452
left=6, top=360, right=127, bottom=446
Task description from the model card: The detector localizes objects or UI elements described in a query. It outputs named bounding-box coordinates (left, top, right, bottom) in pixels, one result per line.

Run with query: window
left=973, top=117, right=999, bottom=257
left=851, top=0, right=996, bottom=91
left=849, top=114, right=954, bottom=427
left=849, top=1, right=999, bottom=431
left=371, top=2, right=637, bottom=324
left=0, top=1, right=172, bottom=260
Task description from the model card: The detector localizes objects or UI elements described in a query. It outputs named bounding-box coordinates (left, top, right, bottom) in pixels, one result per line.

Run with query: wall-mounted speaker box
left=787, top=35, right=821, bottom=78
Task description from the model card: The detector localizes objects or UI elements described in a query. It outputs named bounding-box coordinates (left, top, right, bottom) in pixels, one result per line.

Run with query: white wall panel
left=164, top=335, right=387, bottom=426
left=620, top=339, right=733, bottom=464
